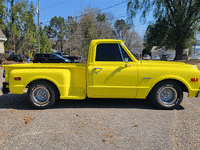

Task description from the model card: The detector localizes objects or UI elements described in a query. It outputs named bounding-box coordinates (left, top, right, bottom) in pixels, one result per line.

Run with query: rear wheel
left=151, top=81, right=183, bottom=109
left=27, top=81, right=58, bottom=109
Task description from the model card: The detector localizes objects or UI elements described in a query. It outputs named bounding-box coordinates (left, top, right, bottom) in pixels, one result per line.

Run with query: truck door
left=89, top=43, right=138, bottom=98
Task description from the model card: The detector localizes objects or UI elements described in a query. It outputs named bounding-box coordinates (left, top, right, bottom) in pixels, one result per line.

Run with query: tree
left=39, top=26, right=52, bottom=53
left=96, top=13, right=115, bottom=39
left=3, top=0, right=38, bottom=54
left=143, top=18, right=169, bottom=55
left=44, top=16, right=67, bottom=51
left=0, top=0, right=6, bottom=30
left=127, top=0, right=200, bottom=59
left=65, top=16, right=79, bottom=55
left=18, top=1, right=38, bottom=54
left=125, top=30, right=142, bottom=54
left=4, top=0, right=20, bottom=53
left=114, top=19, right=130, bottom=40
left=80, top=8, right=99, bottom=58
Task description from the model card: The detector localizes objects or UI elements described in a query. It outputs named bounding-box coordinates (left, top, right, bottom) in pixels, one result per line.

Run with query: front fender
left=150, top=75, right=199, bottom=97
left=137, top=75, right=199, bottom=99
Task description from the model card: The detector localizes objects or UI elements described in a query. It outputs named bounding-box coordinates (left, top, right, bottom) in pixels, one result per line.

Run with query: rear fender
left=9, top=69, right=71, bottom=96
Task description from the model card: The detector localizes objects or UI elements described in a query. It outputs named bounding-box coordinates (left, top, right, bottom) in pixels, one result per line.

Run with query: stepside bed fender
left=9, top=69, right=71, bottom=96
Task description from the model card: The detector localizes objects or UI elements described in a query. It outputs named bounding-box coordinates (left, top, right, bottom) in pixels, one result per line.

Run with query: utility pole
left=37, top=0, right=40, bottom=53
left=69, top=33, right=71, bottom=56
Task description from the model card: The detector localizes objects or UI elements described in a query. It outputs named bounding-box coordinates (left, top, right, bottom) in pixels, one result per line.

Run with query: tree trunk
left=174, top=43, right=183, bottom=60
left=11, top=0, right=15, bottom=53
left=61, top=39, right=63, bottom=52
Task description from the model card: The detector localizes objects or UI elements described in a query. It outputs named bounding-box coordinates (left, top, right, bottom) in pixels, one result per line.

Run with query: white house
left=0, top=29, right=7, bottom=53
left=192, top=40, right=200, bottom=55
left=151, top=46, right=189, bottom=60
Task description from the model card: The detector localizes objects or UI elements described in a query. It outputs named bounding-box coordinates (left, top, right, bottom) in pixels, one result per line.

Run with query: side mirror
left=139, top=54, right=142, bottom=60
left=139, top=54, right=143, bottom=63
left=125, top=58, right=129, bottom=63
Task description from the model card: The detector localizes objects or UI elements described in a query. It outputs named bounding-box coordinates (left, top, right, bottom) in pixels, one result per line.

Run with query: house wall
left=151, top=49, right=164, bottom=58
left=192, top=46, right=200, bottom=54
left=164, top=50, right=176, bottom=59
left=0, top=40, right=5, bottom=53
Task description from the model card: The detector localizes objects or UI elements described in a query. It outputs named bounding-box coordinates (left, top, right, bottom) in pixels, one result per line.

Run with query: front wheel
left=27, top=81, right=58, bottom=109
left=151, top=81, right=183, bottom=109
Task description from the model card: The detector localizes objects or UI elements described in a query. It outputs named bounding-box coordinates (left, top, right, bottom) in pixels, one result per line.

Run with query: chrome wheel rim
left=158, top=87, right=177, bottom=105
left=32, top=86, right=50, bottom=105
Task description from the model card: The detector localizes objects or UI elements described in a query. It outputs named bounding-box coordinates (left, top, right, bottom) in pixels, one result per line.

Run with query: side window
left=120, top=45, right=132, bottom=62
left=35, top=54, right=42, bottom=57
left=95, top=44, right=122, bottom=61
left=44, top=54, right=50, bottom=58
left=51, top=55, right=57, bottom=59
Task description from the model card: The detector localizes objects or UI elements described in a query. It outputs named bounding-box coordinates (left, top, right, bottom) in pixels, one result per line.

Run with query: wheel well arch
left=147, top=79, right=188, bottom=98
left=26, top=79, right=60, bottom=97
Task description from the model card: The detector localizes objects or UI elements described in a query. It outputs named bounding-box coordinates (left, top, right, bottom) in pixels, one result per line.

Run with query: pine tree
left=0, top=0, right=6, bottom=30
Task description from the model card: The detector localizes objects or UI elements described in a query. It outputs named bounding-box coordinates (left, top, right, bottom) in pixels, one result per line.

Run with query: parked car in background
left=181, top=54, right=188, bottom=60
left=6, top=52, right=26, bottom=62
left=191, top=54, right=200, bottom=60
left=152, top=55, right=160, bottom=60
left=132, top=54, right=139, bottom=60
left=67, top=56, right=82, bottom=63
left=53, top=52, right=82, bottom=63
left=161, top=54, right=170, bottom=61
left=143, top=54, right=151, bottom=60
left=33, top=53, right=70, bottom=63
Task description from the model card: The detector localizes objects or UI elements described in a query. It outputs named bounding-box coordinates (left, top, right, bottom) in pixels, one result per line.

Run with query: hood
left=140, top=60, right=199, bottom=70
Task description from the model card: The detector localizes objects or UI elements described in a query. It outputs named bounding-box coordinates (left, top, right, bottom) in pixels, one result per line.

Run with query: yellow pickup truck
left=1, top=39, right=200, bottom=109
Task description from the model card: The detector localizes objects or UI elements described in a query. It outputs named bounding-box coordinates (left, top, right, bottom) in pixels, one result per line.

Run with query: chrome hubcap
left=32, top=86, right=50, bottom=105
left=158, top=87, right=177, bottom=105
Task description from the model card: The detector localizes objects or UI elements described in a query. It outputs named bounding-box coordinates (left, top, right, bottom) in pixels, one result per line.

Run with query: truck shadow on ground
left=0, top=93, right=184, bottom=110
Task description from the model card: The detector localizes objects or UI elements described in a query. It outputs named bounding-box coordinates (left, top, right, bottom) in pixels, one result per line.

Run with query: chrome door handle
left=94, top=68, right=102, bottom=70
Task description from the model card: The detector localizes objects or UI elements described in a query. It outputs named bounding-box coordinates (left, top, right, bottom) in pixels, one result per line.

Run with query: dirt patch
left=23, top=116, right=34, bottom=125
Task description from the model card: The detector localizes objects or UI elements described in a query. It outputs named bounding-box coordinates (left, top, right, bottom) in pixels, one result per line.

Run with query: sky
left=32, top=0, right=155, bottom=38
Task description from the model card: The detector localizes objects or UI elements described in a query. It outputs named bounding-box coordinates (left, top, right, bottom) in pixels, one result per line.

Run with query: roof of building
left=151, top=46, right=163, bottom=52
left=0, top=29, right=7, bottom=41
left=151, top=46, right=176, bottom=52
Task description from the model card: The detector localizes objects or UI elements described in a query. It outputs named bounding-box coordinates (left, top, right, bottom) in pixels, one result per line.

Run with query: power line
left=74, top=0, right=129, bottom=19
left=40, top=0, right=128, bottom=18
left=40, top=1, right=69, bottom=11
left=41, top=6, right=153, bottom=26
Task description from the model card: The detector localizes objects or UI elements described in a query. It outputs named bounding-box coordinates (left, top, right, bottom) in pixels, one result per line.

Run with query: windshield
left=122, top=43, right=139, bottom=60
left=54, top=54, right=64, bottom=59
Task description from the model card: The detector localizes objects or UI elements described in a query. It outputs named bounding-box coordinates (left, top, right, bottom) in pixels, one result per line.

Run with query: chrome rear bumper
left=195, top=88, right=200, bottom=98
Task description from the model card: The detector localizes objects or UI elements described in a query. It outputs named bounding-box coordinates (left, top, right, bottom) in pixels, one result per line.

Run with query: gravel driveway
left=0, top=65, right=199, bottom=150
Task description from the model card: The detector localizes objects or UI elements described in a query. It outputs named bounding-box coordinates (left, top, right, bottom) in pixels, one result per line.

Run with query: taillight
left=14, top=77, right=21, bottom=81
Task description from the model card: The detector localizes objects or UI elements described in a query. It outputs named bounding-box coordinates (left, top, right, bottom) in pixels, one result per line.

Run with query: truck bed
left=3, top=63, right=87, bottom=99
